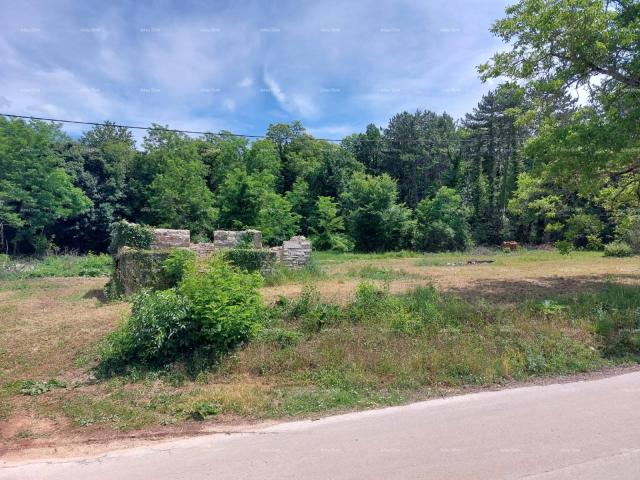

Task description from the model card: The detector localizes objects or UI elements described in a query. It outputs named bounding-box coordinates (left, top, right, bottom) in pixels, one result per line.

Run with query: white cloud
left=263, top=70, right=317, bottom=118
left=0, top=0, right=512, bottom=137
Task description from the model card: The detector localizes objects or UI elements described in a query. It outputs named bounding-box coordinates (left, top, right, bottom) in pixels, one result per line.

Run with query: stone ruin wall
left=271, top=236, right=313, bottom=269
left=150, top=228, right=190, bottom=249
left=212, top=230, right=262, bottom=250
left=149, top=228, right=311, bottom=269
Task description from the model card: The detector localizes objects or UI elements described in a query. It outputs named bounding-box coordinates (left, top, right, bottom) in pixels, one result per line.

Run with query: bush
left=101, top=256, right=264, bottom=373
left=223, top=248, right=276, bottom=273
left=617, top=215, right=640, bottom=253
left=109, top=220, right=154, bottom=254
left=100, top=289, right=192, bottom=371
left=603, top=241, right=634, bottom=257
left=177, top=256, right=263, bottom=353
left=162, top=249, right=196, bottom=284
left=555, top=240, right=574, bottom=255
left=565, top=213, right=604, bottom=250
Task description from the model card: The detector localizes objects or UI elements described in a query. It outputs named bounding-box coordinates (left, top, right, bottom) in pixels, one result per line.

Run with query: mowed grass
left=0, top=250, right=639, bottom=447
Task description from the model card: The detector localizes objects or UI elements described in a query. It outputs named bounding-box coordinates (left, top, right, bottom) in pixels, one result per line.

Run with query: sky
left=0, top=0, right=511, bottom=142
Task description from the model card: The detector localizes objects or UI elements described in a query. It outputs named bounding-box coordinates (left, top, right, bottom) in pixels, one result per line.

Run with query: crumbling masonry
left=151, top=228, right=312, bottom=269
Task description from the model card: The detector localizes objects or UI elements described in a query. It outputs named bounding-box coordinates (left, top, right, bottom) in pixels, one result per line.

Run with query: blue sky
left=0, top=0, right=510, bottom=142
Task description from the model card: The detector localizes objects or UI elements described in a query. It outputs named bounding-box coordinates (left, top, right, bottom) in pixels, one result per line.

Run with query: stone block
left=151, top=229, right=190, bottom=249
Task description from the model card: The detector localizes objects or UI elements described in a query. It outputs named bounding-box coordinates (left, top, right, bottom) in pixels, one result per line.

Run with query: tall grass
left=207, top=282, right=639, bottom=416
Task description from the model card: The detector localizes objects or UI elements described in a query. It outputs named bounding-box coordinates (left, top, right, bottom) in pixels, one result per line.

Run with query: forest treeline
left=1, top=0, right=638, bottom=255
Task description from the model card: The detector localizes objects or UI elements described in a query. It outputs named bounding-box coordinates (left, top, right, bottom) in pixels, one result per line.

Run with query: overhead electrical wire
left=0, top=113, right=530, bottom=148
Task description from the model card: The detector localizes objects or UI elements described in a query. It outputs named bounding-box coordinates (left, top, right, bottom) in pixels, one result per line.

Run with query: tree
left=342, top=124, right=384, bottom=175
left=286, top=178, right=315, bottom=234
left=142, top=129, right=217, bottom=238
left=216, top=168, right=274, bottom=230
left=479, top=0, right=640, bottom=93
left=414, top=187, right=471, bottom=252
left=257, top=193, right=300, bottom=246
left=266, top=121, right=305, bottom=190
left=462, top=83, right=530, bottom=243
left=0, top=117, right=91, bottom=252
left=309, top=196, right=352, bottom=251
left=480, top=0, right=640, bottom=209
left=196, top=132, right=249, bottom=191
left=340, top=173, right=414, bottom=252
left=382, top=110, right=459, bottom=207
left=52, top=122, right=136, bottom=252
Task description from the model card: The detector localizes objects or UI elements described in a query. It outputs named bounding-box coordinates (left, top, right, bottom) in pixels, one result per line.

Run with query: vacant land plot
left=1, top=250, right=639, bottom=457
left=264, top=250, right=640, bottom=303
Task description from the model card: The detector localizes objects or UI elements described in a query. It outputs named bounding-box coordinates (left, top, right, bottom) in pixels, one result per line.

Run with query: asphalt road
left=2, top=372, right=640, bottom=479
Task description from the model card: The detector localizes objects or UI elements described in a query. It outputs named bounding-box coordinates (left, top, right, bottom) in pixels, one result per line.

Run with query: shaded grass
left=0, top=254, right=112, bottom=280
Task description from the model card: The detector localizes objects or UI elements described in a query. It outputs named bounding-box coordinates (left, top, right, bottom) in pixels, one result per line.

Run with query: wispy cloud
left=0, top=0, right=511, bottom=139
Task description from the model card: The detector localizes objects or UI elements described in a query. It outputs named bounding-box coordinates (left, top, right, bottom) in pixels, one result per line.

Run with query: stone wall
left=151, top=228, right=190, bottom=249
left=190, top=242, right=216, bottom=258
left=213, top=230, right=262, bottom=249
left=145, top=227, right=310, bottom=269
left=108, top=247, right=173, bottom=297
left=281, top=236, right=312, bottom=269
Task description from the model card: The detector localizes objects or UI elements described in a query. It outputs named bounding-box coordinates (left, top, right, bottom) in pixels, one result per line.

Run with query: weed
left=19, top=379, right=66, bottom=396
left=188, top=400, right=220, bottom=420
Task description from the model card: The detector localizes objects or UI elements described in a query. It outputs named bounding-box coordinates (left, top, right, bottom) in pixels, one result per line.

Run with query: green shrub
left=603, top=241, right=633, bottom=257
left=349, top=282, right=392, bottom=324
left=565, top=213, right=604, bottom=250
left=555, top=240, right=574, bottom=255
left=414, top=187, right=471, bottom=252
left=162, top=249, right=196, bottom=284
left=109, top=220, right=154, bottom=254
left=617, top=215, right=640, bottom=253
left=177, top=256, right=263, bottom=353
left=223, top=248, right=275, bottom=273
left=100, top=289, right=192, bottom=371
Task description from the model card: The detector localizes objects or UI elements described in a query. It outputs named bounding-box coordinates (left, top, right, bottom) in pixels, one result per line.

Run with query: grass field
left=1, top=249, right=639, bottom=452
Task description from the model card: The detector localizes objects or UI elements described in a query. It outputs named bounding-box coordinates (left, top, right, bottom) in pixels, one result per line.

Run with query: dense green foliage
left=108, top=220, right=154, bottom=254
left=101, top=256, right=263, bottom=371
left=223, top=247, right=276, bottom=273
left=1, top=1, right=638, bottom=255
left=414, top=187, right=471, bottom=252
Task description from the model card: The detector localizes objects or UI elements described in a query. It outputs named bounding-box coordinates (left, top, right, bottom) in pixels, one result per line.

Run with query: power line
left=0, top=113, right=342, bottom=142
left=0, top=112, right=530, bottom=148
